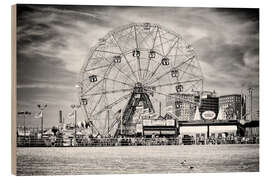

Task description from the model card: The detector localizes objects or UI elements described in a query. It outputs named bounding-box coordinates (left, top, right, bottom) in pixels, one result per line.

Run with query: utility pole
left=37, top=104, right=47, bottom=137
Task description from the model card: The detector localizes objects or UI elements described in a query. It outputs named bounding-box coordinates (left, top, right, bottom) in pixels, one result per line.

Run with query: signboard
left=143, top=120, right=152, bottom=126
left=202, top=111, right=216, bottom=120
left=180, top=126, right=207, bottom=135
left=209, top=125, right=237, bottom=134
left=144, top=130, right=160, bottom=135
left=166, top=119, right=175, bottom=126
left=151, top=120, right=166, bottom=126
left=161, top=130, right=176, bottom=135
left=143, top=119, right=175, bottom=126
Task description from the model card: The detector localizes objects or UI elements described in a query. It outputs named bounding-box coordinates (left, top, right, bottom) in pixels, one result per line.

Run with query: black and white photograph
left=12, top=4, right=259, bottom=175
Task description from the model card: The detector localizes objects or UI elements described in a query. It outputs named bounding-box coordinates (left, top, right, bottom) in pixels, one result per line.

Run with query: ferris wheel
left=79, top=23, right=203, bottom=136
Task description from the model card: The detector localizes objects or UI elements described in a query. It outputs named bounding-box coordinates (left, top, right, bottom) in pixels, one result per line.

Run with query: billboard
left=202, top=111, right=216, bottom=120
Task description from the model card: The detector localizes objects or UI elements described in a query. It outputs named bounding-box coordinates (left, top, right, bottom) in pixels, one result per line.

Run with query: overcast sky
left=16, top=5, right=259, bottom=128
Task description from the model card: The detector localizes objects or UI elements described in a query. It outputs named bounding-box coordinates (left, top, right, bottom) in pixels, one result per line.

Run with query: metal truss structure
left=79, top=23, right=204, bottom=136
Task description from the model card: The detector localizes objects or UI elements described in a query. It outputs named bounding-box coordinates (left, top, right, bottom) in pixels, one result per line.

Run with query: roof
left=178, top=120, right=238, bottom=126
left=219, top=94, right=241, bottom=98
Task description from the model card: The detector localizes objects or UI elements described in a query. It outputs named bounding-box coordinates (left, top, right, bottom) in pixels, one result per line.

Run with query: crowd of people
left=17, top=133, right=259, bottom=147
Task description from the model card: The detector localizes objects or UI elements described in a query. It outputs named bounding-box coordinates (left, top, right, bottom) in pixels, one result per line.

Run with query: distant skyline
left=16, top=5, right=259, bottom=128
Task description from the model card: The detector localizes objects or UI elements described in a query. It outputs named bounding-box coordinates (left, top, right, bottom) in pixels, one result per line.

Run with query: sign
left=166, top=119, right=175, bottom=126
left=161, top=130, right=176, bottom=135
left=143, top=120, right=152, bottom=126
left=180, top=126, right=207, bottom=135
left=144, top=130, right=160, bottom=135
left=151, top=120, right=166, bottom=126
left=202, top=111, right=216, bottom=120
left=209, top=125, right=237, bottom=134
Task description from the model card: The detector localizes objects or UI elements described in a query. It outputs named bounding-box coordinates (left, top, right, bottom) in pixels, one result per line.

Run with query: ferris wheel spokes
left=92, top=92, right=132, bottom=117
left=144, top=55, right=195, bottom=86
left=111, top=33, right=139, bottom=82
left=86, top=88, right=133, bottom=96
left=143, top=37, right=179, bottom=83
left=101, top=56, right=137, bottom=84
left=142, top=27, right=159, bottom=81
left=148, top=79, right=203, bottom=89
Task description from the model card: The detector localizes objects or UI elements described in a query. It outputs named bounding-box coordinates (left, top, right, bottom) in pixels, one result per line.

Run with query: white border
left=1, top=0, right=269, bottom=179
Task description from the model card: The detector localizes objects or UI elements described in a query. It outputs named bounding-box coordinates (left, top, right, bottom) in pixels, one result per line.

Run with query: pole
left=37, top=104, right=47, bottom=137
left=240, top=90, right=243, bottom=120
left=107, top=109, right=110, bottom=135
left=74, top=109, right=77, bottom=138
left=24, top=113, right=26, bottom=138
left=159, top=101, right=161, bottom=117
left=120, top=110, right=123, bottom=135
left=251, top=90, right=253, bottom=121
left=41, top=110, right=43, bottom=137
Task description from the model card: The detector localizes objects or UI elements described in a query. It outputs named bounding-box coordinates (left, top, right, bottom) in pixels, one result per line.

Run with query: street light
left=71, top=104, right=81, bottom=138
left=17, top=111, right=31, bottom=138
left=37, top=104, right=47, bottom=136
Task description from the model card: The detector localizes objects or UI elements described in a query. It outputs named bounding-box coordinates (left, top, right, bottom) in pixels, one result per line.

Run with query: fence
left=16, top=135, right=259, bottom=147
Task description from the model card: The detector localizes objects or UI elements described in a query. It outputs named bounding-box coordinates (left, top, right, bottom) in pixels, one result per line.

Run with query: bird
left=189, top=166, right=194, bottom=169
left=180, top=160, right=187, bottom=165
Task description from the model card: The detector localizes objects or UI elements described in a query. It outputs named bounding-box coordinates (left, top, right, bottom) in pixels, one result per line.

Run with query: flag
left=193, top=106, right=201, bottom=121
left=34, top=111, right=42, bottom=119
left=114, top=109, right=122, bottom=120
left=81, top=121, right=85, bottom=128
left=217, top=107, right=225, bottom=120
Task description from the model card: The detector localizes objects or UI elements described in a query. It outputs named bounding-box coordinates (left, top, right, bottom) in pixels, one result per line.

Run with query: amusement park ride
left=78, top=23, right=204, bottom=137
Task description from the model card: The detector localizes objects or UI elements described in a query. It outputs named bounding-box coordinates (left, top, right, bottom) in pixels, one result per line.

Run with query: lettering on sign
left=202, top=111, right=216, bottom=120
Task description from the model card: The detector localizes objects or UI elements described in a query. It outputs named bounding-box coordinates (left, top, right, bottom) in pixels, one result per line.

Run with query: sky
left=16, top=5, right=259, bottom=128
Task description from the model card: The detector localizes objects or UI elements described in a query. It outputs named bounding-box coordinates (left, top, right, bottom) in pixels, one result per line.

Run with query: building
left=178, top=120, right=238, bottom=138
left=166, top=92, right=200, bottom=121
left=142, top=115, right=177, bottom=137
left=199, top=94, right=219, bottom=120
left=219, top=94, right=243, bottom=120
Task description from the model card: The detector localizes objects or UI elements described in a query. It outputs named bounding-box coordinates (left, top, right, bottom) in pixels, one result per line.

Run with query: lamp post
left=17, top=111, right=31, bottom=138
left=71, top=104, right=81, bottom=138
left=37, top=104, right=47, bottom=137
